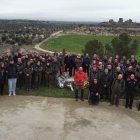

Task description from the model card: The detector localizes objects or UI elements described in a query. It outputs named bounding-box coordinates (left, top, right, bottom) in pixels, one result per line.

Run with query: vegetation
left=111, top=33, right=139, bottom=57
left=3, top=86, right=89, bottom=99
left=83, top=40, right=104, bottom=56
left=41, top=35, right=114, bottom=53
left=41, top=34, right=140, bottom=60
left=83, top=33, right=139, bottom=57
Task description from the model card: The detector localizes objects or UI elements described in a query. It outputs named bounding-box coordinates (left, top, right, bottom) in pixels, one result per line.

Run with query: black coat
left=101, top=74, right=111, bottom=87
left=0, top=69, right=4, bottom=83
left=126, top=79, right=137, bottom=93
left=89, top=82, right=101, bottom=95
left=6, top=64, right=18, bottom=79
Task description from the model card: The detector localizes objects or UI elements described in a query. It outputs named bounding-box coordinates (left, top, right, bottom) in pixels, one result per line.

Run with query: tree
left=111, top=33, right=139, bottom=57
left=118, top=18, right=123, bottom=23
left=104, top=43, right=114, bottom=56
left=109, top=19, right=114, bottom=24
left=83, top=40, right=104, bottom=56
left=1, top=35, right=7, bottom=42
left=128, top=19, right=133, bottom=23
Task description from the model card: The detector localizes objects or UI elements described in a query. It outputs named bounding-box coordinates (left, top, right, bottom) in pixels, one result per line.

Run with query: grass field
left=41, top=34, right=140, bottom=60
left=3, top=86, right=89, bottom=99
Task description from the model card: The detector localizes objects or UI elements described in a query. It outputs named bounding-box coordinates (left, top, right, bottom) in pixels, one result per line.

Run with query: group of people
left=73, top=54, right=140, bottom=110
left=0, top=51, right=140, bottom=110
left=0, top=51, right=62, bottom=96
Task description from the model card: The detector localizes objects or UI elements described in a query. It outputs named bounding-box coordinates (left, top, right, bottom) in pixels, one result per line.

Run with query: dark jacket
left=45, top=65, right=53, bottom=75
left=82, top=56, right=90, bottom=67
left=112, top=79, right=125, bottom=94
left=0, top=69, right=4, bottom=83
left=89, top=82, right=101, bottom=95
left=6, top=64, right=18, bottom=79
left=16, top=62, right=25, bottom=73
left=52, top=61, right=60, bottom=74
left=101, top=74, right=111, bottom=87
left=24, top=65, right=33, bottom=76
left=126, top=79, right=137, bottom=93
left=89, top=71, right=99, bottom=81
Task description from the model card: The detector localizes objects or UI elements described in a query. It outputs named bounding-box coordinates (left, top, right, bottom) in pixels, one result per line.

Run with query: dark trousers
left=31, top=72, right=35, bottom=89
left=69, top=67, right=73, bottom=77
left=83, top=66, right=89, bottom=77
left=101, top=86, right=110, bottom=101
left=46, top=74, right=51, bottom=88
left=90, top=93, right=99, bottom=105
left=65, top=65, right=69, bottom=72
left=111, top=92, right=120, bottom=106
left=26, top=76, right=32, bottom=91
left=126, top=92, right=135, bottom=108
left=0, top=83, right=4, bottom=95
left=52, top=73, right=58, bottom=87
left=138, top=103, right=140, bottom=111
left=41, top=72, right=46, bottom=86
left=75, top=89, right=84, bottom=100
left=17, top=73, right=24, bottom=88
left=35, top=74, right=42, bottom=89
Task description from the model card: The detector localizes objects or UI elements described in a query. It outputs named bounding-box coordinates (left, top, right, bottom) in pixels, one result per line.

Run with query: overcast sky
left=0, top=0, right=140, bottom=22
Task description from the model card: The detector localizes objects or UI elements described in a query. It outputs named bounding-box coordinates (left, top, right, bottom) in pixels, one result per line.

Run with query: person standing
left=111, top=74, right=125, bottom=107
left=52, top=57, right=60, bottom=87
left=0, top=63, right=5, bottom=96
left=34, top=61, right=42, bottom=89
left=74, top=67, right=86, bottom=101
left=100, top=68, right=112, bottom=101
left=82, top=53, right=90, bottom=77
left=16, top=58, right=25, bottom=89
left=24, top=61, right=33, bottom=91
left=6, top=59, right=18, bottom=96
left=125, top=74, right=137, bottom=109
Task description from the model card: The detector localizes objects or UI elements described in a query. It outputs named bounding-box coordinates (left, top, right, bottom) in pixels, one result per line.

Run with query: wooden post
left=62, top=49, right=65, bottom=73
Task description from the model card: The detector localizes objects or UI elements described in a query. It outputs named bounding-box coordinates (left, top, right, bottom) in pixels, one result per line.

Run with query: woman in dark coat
left=89, top=78, right=101, bottom=105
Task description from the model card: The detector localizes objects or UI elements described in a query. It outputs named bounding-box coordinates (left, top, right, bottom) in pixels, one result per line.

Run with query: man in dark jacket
left=89, top=66, right=99, bottom=82
left=135, top=64, right=140, bottom=95
left=68, top=55, right=75, bottom=77
left=16, top=58, right=25, bottom=89
left=45, top=62, right=53, bottom=88
left=125, top=74, right=137, bottom=109
left=100, top=68, right=112, bottom=101
left=24, top=61, right=33, bottom=91
left=52, top=57, right=60, bottom=87
left=82, top=53, right=90, bottom=77
left=111, top=74, right=125, bottom=107
left=34, top=61, right=42, bottom=89
left=6, top=59, right=18, bottom=96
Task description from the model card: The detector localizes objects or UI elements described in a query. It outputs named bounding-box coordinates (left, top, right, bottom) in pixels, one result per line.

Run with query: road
left=34, top=31, right=63, bottom=53
left=0, top=96, right=140, bottom=140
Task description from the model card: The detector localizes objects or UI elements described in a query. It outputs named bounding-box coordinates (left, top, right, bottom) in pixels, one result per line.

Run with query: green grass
left=42, top=34, right=114, bottom=53
left=11, top=87, right=88, bottom=99
left=41, top=34, right=140, bottom=60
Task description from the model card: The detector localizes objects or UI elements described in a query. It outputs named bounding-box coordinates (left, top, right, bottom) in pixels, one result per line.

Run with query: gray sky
left=0, top=0, right=140, bottom=22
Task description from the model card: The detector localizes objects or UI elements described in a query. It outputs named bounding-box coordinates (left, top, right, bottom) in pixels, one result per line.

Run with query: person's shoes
left=13, top=93, right=16, bottom=96
left=138, top=104, right=140, bottom=111
left=125, top=105, right=128, bottom=109
left=9, top=93, right=12, bottom=96
left=129, top=106, right=132, bottom=109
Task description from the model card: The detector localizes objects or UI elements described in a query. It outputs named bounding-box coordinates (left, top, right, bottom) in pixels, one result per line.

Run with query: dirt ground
left=0, top=96, right=140, bottom=140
